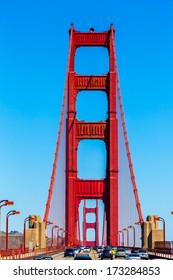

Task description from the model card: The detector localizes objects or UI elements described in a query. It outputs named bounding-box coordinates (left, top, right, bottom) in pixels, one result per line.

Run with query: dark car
left=33, top=254, right=53, bottom=260
left=101, top=249, right=113, bottom=260
left=64, top=248, right=75, bottom=257
left=74, top=254, right=92, bottom=260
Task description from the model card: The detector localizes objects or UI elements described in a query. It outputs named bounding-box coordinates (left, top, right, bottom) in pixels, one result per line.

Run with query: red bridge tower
left=66, top=24, right=118, bottom=246
left=83, top=199, right=99, bottom=247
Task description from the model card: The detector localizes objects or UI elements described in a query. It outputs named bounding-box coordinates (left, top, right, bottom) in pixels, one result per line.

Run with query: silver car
left=138, top=249, right=149, bottom=260
left=115, top=248, right=126, bottom=258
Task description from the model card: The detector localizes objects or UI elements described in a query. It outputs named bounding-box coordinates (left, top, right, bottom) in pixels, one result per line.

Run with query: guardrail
left=148, top=248, right=173, bottom=260
left=0, top=246, right=65, bottom=260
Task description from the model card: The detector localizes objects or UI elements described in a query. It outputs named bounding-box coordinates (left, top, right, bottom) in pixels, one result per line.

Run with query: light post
left=63, top=230, right=67, bottom=246
left=6, top=210, right=20, bottom=253
left=23, top=216, right=35, bottom=252
left=154, top=216, right=165, bottom=248
left=119, top=230, right=124, bottom=246
left=61, top=229, right=66, bottom=246
left=57, top=228, right=61, bottom=247
left=118, top=231, right=121, bottom=246
left=59, top=228, right=65, bottom=246
left=134, top=221, right=143, bottom=247
left=46, top=221, right=53, bottom=227
left=56, top=227, right=61, bottom=247
left=0, top=200, right=14, bottom=232
left=57, top=228, right=64, bottom=245
left=51, top=225, right=59, bottom=247
left=123, top=228, right=129, bottom=247
left=45, top=221, right=53, bottom=247
left=128, top=225, right=135, bottom=248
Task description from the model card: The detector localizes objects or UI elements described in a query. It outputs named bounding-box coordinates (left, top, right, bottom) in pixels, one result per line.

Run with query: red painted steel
left=66, top=24, right=118, bottom=246
left=83, top=200, right=99, bottom=246
left=44, top=24, right=144, bottom=247
left=76, top=121, right=107, bottom=139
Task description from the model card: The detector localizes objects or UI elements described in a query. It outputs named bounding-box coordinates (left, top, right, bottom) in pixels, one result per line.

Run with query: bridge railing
left=0, top=246, right=65, bottom=260
left=148, top=247, right=173, bottom=259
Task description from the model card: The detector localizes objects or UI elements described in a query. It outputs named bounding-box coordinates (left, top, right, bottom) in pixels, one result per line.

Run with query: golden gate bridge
left=43, top=24, right=143, bottom=248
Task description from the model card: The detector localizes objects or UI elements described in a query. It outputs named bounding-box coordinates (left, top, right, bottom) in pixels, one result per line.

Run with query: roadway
left=53, top=249, right=98, bottom=260
left=51, top=249, right=168, bottom=260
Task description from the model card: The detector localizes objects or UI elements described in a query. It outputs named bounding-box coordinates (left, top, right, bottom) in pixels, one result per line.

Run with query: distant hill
left=0, top=233, right=23, bottom=250
left=0, top=230, right=21, bottom=234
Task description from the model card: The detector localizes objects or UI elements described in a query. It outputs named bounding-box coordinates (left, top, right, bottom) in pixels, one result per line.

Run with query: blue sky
left=0, top=0, right=173, bottom=242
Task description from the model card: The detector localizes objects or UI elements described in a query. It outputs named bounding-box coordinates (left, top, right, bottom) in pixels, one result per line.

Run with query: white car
left=73, top=247, right=80, bottom=255
left=83, top=246, right=91, bottom=253
left=138, top=249, right=149, bottom=260
left=125, top=253, right=141, bottom=260
left=115, top=248, right=126, bottom=258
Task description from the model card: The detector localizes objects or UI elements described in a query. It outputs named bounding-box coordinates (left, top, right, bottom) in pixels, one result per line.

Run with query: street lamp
left=154, top=216, right=165, bottom=248
left=56, top=227, right=62, bottom=247
left=59, top=228, right=64, bottom=246
left=23, top=216, right=35, bottom=252
left=46, top=221, right=53, bottom=227
left=0, top=200, right=14, bottom=232
left=134, top=221, right=143, bottom=247
left=51, top=225, right=59, bottom=247
left=61, top=230, right=66, bottom=246
left=118, top=231, right=121, bottom=246
left=6, top=210, right=20, bottom=253
left=123, top=228, right=129, bottom=247
left=119, top=230, right=124, bottom=246
left=128, top=225, right=135, bottom=248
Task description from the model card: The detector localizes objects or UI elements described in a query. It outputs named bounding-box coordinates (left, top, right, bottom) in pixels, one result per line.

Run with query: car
left=124, top=248, right=131, bottom=255
left=33, top=254, right=53, bottom=260
left=115, top=248, right=126, bottom=258
left=93, top=246, right=98, bottom=251
left=97, top=246, right=103, bottom=257
left=64, top=248, right=75, bottom=257
left=97, top=246, right=103, bottom=253
left=73, top=247, right=80, bottom=255
left=125, top=253, right=141, bottom=260
left=83, top=246, right=91, bottom=253
left=137, top=249, right=149, bottom=260
left=74, top=254, right=92, bottom=260
left=104, top=246, right=112, bottom=251
left=101, top=249, right=113, bottom=260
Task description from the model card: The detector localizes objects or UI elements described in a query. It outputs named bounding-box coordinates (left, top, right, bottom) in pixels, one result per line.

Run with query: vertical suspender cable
left=43, top=29, right=73, bottom=223
left=111, top=35, right=144, bottom=224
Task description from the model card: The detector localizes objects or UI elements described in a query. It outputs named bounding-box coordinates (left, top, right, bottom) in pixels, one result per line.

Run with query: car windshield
left=117, top=249, right=125, bottom=252
left=66, top=249, right=74, bottom=252
left=139, top=250, right=147, bottom=253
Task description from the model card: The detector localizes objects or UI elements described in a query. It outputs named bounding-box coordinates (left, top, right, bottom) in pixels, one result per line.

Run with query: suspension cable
left=44, top=27, right=73, bottom=223
left=111, top=32, right=144, bottom=224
